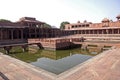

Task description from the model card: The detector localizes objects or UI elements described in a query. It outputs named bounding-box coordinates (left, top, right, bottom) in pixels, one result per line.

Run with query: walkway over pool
left=0, top=48, right=120, bottom=80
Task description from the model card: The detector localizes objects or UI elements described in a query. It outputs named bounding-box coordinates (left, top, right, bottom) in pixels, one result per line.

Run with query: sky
left=0, top=0, right=120, bottom=28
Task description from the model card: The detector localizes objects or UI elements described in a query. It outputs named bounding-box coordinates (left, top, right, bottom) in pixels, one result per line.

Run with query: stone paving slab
left=0, top=52, right=56, bottom=80
left=0, top=48, right=120, bottom=80
left=57, top=48, right=120, bottom=80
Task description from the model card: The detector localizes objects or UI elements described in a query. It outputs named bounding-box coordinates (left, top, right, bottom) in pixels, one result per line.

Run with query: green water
left=0, top=47, right=101, bottom=74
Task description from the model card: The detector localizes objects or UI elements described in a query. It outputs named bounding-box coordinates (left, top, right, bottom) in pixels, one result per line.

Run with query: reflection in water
left=31, top=54, right=92, bottom=74
left=8, top=47, right=101, bottom=74
left=39, top=48, right=99, bottom=60
left=30, top=48, right=100, bottom=74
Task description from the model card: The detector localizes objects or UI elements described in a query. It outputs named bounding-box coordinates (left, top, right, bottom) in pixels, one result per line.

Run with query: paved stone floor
left=0, top=53, right=56, bottom=80
left=0, top=48, right=120, bottom=80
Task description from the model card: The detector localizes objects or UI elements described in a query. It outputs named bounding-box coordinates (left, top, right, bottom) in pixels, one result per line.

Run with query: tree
left=43, top=23, right=51, bottom=28
left=0, top=19, right=11, bottom=22
left=60, top=21, right=70, bottom=29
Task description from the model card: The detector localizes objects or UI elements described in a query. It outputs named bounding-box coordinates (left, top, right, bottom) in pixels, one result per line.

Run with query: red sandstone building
left=0, top=17, right=65, bottom=45
left=0, top=14, right=120, bottom=52
left=65, top=14, right=120, bottom=35
left=0, top=14, right=120, bottom=45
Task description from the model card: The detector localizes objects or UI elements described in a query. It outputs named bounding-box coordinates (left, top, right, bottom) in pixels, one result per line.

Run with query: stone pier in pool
left=28, top=37, right=84, bottom=50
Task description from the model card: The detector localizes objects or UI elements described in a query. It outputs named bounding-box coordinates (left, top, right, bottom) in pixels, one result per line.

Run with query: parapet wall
left=28, top=38, right=82, bottom=50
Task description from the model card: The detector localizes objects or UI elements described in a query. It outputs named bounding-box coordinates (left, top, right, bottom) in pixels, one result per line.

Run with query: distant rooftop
left=18, top=17, right=44, bottom=24
left=19, top=17, right=36, bottom=21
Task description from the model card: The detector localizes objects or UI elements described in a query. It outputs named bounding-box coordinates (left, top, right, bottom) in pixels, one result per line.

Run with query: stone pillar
left=101, top=30, right=103, bottom=34
left=84, top=30, right=86, bottom=34
left=98, top=30, right=99, bottom=34
left=16, top=30, right=19, bottom=39
left=11, top=29, right=14, bottom=40
left=114, top=29, right=116, bottom=34
left=90, top=30, right=92, bottom=34
left=83, top=30, right=85, bottom=34
left=88, top=30, right=90, bottom=34
left=97, top=30, right=99, bottom=34
left=39, top=27, right=41, bottom=38
left=112, top=29, right=114, bottom=34
left=79, top=30, right=81, bottom=34
left=70, top=52, right=72, bottom=56
left=107, top=29, right=110, bottom=34
left=21, top=45, right=28, bottom=52
left=118, top=29, right=120, bottom=34
left=98, top=30, right=100, bottom=34
left=80, top=37, right=85, bottom=42
left=35, top=28, right=37, bottom=38
left=86, top=30, right=88, bottom=34
left=4, top=46, right=12, bottom=54
left=117, top=29, right=119, bottom=34
left=115, top=29, right=118, bottom=34
left=0, top=29, right=2, bottom=40
left=28, top=24, right=31, bottom=38
left=103, top=29, right=105, bottom=34
left=106, top=29, right=108, bottom=34
left=37, top=43, right=43, bottom=49
left=93, top=30, right=95, bottom=34
left=21, top=29, right=23, bottom=39
left=81, top=44, right=87, bottom=50
left=27, top=23, right=29, bottom=26
left=96, top=30, right=98, bottom=34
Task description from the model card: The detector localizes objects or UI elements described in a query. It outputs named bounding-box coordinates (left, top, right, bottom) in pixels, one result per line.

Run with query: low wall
left=28, top=38, right=81, bottom=50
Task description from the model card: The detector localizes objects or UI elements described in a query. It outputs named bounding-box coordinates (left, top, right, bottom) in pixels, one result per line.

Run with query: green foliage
left=60, top=21, right=70, bottom=29
left=0, top=19, right=11, bottom=22
left=43, top=23, right=51, bottom=28
left=0, top=48, right=6, bottom=53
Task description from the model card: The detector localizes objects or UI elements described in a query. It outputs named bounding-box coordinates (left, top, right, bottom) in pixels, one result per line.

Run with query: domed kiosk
left=102, top=18, right=110, bottom=27
left=116, top=14, right=120, bottom=20
left=102, top=18, right=110, bottom=23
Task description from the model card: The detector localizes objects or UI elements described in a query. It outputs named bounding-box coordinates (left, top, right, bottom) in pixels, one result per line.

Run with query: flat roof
left=65, top=27, right=120, bottom=31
